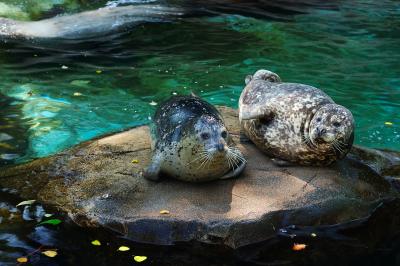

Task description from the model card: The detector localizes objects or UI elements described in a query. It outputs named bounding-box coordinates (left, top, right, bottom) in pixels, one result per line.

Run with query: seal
left=144, top=95, right=246, bottom=182
left=239, top=69, right=354, bottom=166
left=0, top=5, right=183, bottom=39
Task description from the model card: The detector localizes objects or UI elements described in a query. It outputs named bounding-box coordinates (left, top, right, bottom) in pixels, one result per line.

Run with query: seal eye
left=316, top=117, right=322, bottom=122
left=333, top=122, right=341, bottom=127
left=221, top=131, right=227, bottom=138
left=201, top=133, right=210, bottom=140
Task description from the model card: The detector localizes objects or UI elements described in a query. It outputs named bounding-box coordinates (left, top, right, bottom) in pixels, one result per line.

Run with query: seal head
left=145, top=95, right=246, bottom=182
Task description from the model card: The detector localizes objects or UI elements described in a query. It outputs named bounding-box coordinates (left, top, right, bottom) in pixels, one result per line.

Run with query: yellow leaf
left=42, top=250, right=57, bottom=257
left=131, top=159, right=139, bottom=164
left=73, top=92, right=82, bottom=97
left=16, top=200, right=36, bottom=207
left=292, top=243, right=307, bottom=251
left=385, top=122, right=393, bottom=126
left=91, top=240, right=101, bottom=246
left=133, top=256, right=147, bottom=262
left=17, top=257, right=28, bottom=263
left=159, top=210, right=170, bottom=215
left=96, top=70, right=102, bottom=74
left=117, top=246, right=130, bottom=251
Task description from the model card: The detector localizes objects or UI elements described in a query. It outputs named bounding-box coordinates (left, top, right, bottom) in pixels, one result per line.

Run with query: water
left=0, top=0, right=400, bottom=265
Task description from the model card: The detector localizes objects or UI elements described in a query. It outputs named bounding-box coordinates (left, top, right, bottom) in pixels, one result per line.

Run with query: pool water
left=0, top=0, right=400, bottom=265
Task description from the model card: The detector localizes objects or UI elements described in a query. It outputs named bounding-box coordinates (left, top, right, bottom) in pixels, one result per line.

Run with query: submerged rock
left=0, top=107, right=399, bottom=248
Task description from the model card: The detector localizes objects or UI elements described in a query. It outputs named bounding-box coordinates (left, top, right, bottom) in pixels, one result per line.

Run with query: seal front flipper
left=220, top=159, right=247, bottom=180
left=271, top=158, right=293, bottom=167
left=240, top=105, right=274, bottom=122
left=144, top=153, right=163, bottom=181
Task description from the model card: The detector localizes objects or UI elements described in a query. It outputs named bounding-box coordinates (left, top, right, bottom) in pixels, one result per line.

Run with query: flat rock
left=1, top=107, right=399, bottom=248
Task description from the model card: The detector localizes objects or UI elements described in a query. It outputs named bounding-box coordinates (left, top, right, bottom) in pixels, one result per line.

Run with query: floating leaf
left=73, top=92, right=82, bottom=96
left=96, top=70, right=102, bottom=74
left=117, top=246, right=130, bottom=251
left=385, top=122, right=393, bottom=126
left=133, top=256, right=147, bottom=262
left=16, top=200, right=36, bottom=207
left=159, top=210, right=170, bottom=215
left=311, top=233, right=317, bottom=238
left=42, top=250, right=57, bottom=258
left=292, top=243, right=307, bottom=251
left=149, top=101, right=157, bottom=106
left=131, top=159, right=139, bottom=164
left=38, top=219, right=62, bottom=226
left=91, top=240, right=101, bottom=246
left=17, top=257, right=28, bottom=263
left=44, top=214, right=53, bottom=218
left=61, top=65, right=69, bottom=70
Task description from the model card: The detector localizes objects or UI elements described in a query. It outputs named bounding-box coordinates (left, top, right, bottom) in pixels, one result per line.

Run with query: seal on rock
left=239, top=69, right=354, bottom=166
left=144, top=95, right=246, bottom=182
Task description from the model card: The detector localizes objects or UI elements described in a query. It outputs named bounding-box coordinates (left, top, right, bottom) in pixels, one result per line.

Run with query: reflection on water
left=0, top=0, right=400, bottom=265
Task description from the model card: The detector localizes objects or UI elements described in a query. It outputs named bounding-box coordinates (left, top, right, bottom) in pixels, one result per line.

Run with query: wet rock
left=0, top=107, right=399, bottom=248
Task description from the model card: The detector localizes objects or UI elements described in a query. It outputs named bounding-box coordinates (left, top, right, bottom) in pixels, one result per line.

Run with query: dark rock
left=0, top=107, right=399, bottom=248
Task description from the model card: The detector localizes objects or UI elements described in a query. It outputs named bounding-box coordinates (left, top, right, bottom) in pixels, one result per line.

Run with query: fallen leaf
left=385, top=122, right=393, bottom=126
left=73, top=92, right=82, bottom=96
left=159, top=210, right=170, bottom=215
left=96, top=70, right=102, bottom=74
left=131, top=159, right=139, bottom=164
left=16, top=200, right=36, bottom=207
left=292, top=243, right=307, bottom=251
left=149, top=101, right=157, bottom=106
left=133, top=256, right=147, bottom=262
left=91, top=240, right=101, bottom=246
left=117, top=246, right=130, bottom=251
left=311, top=233, right=317, bottom=238
left=38, top=219, right=62, bottom=226
left=17, top=257, right=28, bottom=263
left=44, top=214, right=53, bottom=218
left=61, top=65, right=69, bottom=70
left=42, top=250, right=57, bottom=257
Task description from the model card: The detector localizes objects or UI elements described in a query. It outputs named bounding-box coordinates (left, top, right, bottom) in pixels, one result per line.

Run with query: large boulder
left=0, top=107, right=399, bottom=248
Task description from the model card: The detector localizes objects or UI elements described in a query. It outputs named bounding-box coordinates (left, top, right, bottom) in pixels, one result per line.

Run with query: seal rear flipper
left=220, top=160, right=247, bottom=180
left=143, top=154, right=162, bottom=181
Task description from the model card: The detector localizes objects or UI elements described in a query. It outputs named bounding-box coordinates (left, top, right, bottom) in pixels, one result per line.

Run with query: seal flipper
left=144, top=153, right=163, bottom=181
left=240, top=106, right=273, bottom=122
left=220, top=160, right=247, bottom=180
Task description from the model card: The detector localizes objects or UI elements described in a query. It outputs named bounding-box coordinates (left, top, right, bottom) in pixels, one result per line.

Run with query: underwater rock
left=0, top=107, right=399, bottom=248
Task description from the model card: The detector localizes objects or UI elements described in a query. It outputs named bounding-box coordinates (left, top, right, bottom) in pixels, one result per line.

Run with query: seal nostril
left=217, top=143, right=225, bottom=152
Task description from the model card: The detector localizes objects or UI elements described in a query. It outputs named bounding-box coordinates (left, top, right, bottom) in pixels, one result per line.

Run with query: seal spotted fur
left=144, top=95, right=246, bottom=182
left=239, top=69, right=354, bottom=166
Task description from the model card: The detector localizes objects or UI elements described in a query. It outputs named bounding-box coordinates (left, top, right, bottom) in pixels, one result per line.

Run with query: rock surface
left=0, top=107, right=399, bottom=248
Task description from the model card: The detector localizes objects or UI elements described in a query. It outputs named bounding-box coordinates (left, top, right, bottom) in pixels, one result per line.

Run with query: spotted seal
left=239, top=69, right=354, bottom=166
left=144, top=95, right=246, bottom=182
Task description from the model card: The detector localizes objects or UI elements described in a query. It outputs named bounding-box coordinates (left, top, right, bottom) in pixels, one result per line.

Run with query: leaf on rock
left=38, top=219, right=62, bottom=226
left=292, top=243, right=307, bottom=251
left=17, top=257, right=28, bottom=263
left=42, top=250, right=58, bottom=258
left=91, top=240, right=101, bottom=246
left=117, top=246, right=130, bottom=251
left=131, top=159, right=139, bottom=164
left=133, top=256, right=147, bottom=262
left=159, top=210, right=170, bottom=215
left=16, top=200, right=36, bottom=207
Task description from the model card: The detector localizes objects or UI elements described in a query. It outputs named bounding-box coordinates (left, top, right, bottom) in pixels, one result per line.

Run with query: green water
left=0, top=1, right=400, bottom=265
left=0, top=0, right=399, bottom=164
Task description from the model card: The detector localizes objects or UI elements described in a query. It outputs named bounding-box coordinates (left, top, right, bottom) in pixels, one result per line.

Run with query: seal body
left=145, top=95, right=246, bottom=182
left=239, top=70, right=354, bottom=166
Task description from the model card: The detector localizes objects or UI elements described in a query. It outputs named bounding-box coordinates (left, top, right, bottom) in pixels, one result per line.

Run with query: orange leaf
left=292, top=243, right=307, bottom=251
